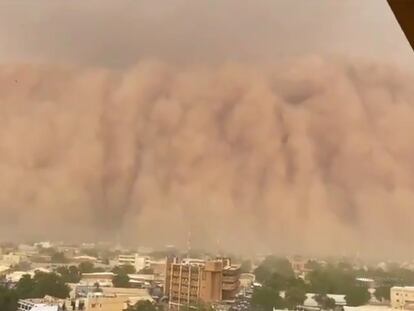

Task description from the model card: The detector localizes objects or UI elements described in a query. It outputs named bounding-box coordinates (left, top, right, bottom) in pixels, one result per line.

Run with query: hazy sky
left=0, top=1, right=414, bottom=258
left=0, top=0, right=412, bottom=67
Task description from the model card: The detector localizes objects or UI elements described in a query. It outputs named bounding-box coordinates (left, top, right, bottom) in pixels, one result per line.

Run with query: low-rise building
left=0, top=264, right=10, bottom=276
left=1, top=252, right=26, bottom=266
left=391, top=286, right=414, bottom=310
left=17, top=298, right=59, bottom=311
left=5, top=268, right=51, bottom=283
left=299, top=293, right=346, bottom=310
left=80, top=272, right=115, bottom=287
left=73, top=255, right=98, bottom=263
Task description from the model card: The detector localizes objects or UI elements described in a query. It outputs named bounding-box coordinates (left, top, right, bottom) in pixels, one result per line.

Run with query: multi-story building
left=391, top=286, right=414, bottom=310
left=222, top=265, right=241, bottom=300
left=165, top=257, right=240, bottom=310
left=118, top=254, right=149, bottom=272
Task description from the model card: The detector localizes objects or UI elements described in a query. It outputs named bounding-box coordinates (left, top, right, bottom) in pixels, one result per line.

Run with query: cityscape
left=1, top=241, right=414, bottom=311
left=0, top=0, right=414, bottom=311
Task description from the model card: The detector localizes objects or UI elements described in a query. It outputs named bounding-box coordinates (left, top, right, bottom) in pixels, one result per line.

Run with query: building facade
left=17, top=299, right=59, bottom=311
left=118, top=254, right=149, bottom=272
left=222, top=265, right=241, bottom=301
left=391, top=287, right=414, bottom=310
left=165, top=257, right=240, bottom=310
left=80, top=272, right=115, bottom=287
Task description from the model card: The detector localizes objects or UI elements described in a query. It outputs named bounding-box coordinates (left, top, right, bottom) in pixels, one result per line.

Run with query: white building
left=117, top=254, right=149, bottom=272
left=17, top=299, right=59, bottom=311
left=391, top=286, right=414, bottom=310
left=0, top=252, right=25, bottom=266
left=80, top=272, right=115, bottom=287
left=5, top=268, right=51, bottom=283
left=301, top=293, right=346, bottom=310
left=34, top=242, right=53, bottom=249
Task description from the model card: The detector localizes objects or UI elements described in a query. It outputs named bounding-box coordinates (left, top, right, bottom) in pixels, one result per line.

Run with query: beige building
left=80, top=272, right=115, bottom=287
left=83, top=294, right=127, bottom=311
left=165, top=257, right=240, bottom=310
left=0, top=252, right=26, bottom=267
left=118, top=254, right=150, bottom=272
left=391, top=287, right=414, bottom=310
left=222, top=265, right=241, bottom=300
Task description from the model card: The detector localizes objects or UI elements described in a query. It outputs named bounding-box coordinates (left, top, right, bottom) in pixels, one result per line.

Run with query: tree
left=284, top=286, right=306, bottom=309
left=138, top=267, right=154, bottom=275
left=15, top=274, right=35, bottom=298
left=56, top=266, right=81, bottom=283
left=240, top=260, right=252, bottom=273
left=251, top=287, right=284, bottom=311
left=308, top=266, right=355, bottom=294
left=254, top=256, right=294, bottom=283
left=15, top=272, right=70, bottom=299
left=305, top=260, right=322, bottom=271
left=83, top=248, right=99, bottom=258
left=345, top=286, right=370, bottom=306
left=265, top=273, right=288, bottom=291
left=113, top=273, right=130, bottom=288
left=0, top=285, right=18, bottom=311
left=374, top=286, right=391, bottom=302
left=128, top=300, right=157, bottom=311
left=79, top=261, right=95, bottom=274
left=314, top=294, right=336, bottom=310
left=51, top=252, right=68, bottom=263
left=113, top=264, right=136, bottom=275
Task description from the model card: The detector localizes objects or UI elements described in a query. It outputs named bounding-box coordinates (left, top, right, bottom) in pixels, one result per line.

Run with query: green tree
left=15, top=274, right=35, bottom=298
left=284, top=286, right=306, bottom=309
left=128, top=300, right=157, bottom=311
left=138, top=267, right=154, bottom=274
left=254, top=256, right=294, bottom=283
left=83, top=249, right=99, bottom=258
left=113, top=264, right=136, bottom=275
left=308, top=266, right=355, bottom=294
left=252, top=287, right=284, bottom=311
left=56, top=265, right=81, bottom=283
left=345, top=286, right=370, bottom=306
left=0, top=285, right=18, bottom=311
left=15, top=272, right=70, bottom=299
left=79, top=261, right=95, bottom=274
left=374, top=286, right=391, bottom=302
left=51, top=252, right=68, bottom=263
left=265, top=273, right=288, bottom=291
left=113, top=273, right=130, bottom=288
left=314, top=294, right=336, bottom=310
left=32, top=272, right=70, bottom=298
left=305, top=260, right=322, bottom=271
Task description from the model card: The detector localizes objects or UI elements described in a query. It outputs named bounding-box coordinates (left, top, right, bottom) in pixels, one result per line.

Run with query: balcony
left=222, top=282, right=239, bottom=291
left=222, top=276, right=239, bottom=283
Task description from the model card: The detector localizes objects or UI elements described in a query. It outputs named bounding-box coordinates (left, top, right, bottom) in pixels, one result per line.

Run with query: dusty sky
left=0, top=0, right=413, bottom=258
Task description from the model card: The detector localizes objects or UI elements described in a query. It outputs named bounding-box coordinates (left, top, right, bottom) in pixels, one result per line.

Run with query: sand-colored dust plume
left=0, top=57, right=414, bottom=257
